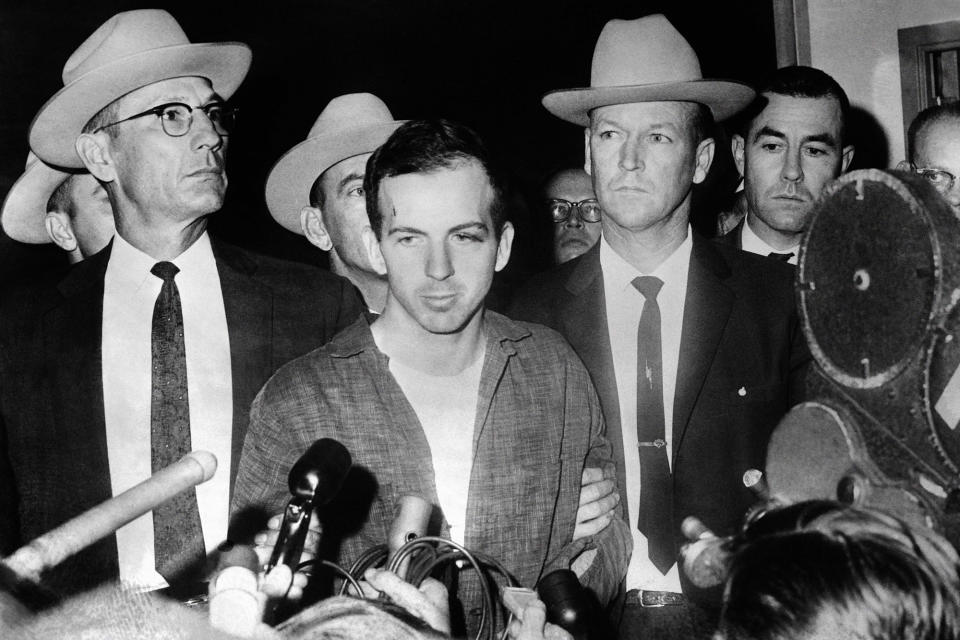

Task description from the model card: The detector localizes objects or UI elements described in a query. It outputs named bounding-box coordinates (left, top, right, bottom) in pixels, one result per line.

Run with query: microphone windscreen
left=288, top=438, right=352, bottom=504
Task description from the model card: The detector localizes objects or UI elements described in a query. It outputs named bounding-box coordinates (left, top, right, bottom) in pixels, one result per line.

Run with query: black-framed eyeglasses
left=94, top=101, right=238, bottom=138
left=902, top=161, right=958, bottom=194
left=548, top=198, right=602, bottom=224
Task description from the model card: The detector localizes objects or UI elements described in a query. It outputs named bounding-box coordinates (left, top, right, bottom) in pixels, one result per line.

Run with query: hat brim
left=1, top=161, right=74, bottom=244
left=29, top=42, right=252, bottom=169
left=542, top=80, right=756, bottom=126
left=265, top=122, right=405, bottom=234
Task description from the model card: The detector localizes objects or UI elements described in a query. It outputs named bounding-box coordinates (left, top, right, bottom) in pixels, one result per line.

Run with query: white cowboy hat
left=265, top=93, right=404, bottom=234
left=29, top=9, right=252, bottom=169
left=1, top=153, right=75, bottom=244
left=543, top=14, right=755, bottom=126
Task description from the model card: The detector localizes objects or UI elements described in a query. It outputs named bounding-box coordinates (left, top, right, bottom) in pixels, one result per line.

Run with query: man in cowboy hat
left=266, top=92, right=404, bottom=313
left=0, top=9, right=362, bottom=597
left=2, top=154, right=115, bottom=264
left=510, top=14, right=809, bottom=638
left=717, top=66, right=855, bottom=264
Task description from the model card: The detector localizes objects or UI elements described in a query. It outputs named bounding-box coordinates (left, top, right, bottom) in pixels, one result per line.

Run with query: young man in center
left=232, top=119, right=630, bottom=632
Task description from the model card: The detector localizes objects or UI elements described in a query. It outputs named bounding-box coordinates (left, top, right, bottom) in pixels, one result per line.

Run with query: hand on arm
left=573, top=464, right=619, bottom=541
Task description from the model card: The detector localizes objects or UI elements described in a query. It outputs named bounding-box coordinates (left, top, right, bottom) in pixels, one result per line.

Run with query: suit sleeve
left=542, top=352, right=631, bottom=606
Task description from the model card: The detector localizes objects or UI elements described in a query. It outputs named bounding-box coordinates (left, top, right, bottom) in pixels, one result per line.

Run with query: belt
left=634, top=589, right=686, bottom=607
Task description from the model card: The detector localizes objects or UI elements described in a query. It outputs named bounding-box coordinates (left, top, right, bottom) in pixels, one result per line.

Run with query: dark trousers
left=614, top=591, right=718, bottom=639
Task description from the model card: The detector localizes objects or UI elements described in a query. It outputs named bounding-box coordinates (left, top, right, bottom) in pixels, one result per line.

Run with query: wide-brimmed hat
left=543, top=14, right=755, bottom=126
left=265, top=93, right=404, bottom=234
left=1, top=153, right=75, bottom=244
left=29, top=9, right=252, bottom=169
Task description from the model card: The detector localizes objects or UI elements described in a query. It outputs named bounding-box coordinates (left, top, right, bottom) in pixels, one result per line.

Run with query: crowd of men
left=1, top=8, right=960, bottom=640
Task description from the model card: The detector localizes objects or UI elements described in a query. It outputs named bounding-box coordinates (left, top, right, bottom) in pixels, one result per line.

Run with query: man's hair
left=717, top=501, right=960, bottom=640
left=743, top=66, right=850, bottom=142
left=46, top=175, right=78, bottom=218
left=81, top=101, right=121, bottom=138
left=308, top=173, right=327, bottom=209
left=363, top=119, right=508, bottom=239
left=908, top=102, right=960, bottom=162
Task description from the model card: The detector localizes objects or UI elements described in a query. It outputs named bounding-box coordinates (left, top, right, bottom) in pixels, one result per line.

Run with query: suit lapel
left=672, top=235, right=734, bottom=455
left=212, top=240, right=273, bottom=493
left=561, top=246, right=627, bottom=495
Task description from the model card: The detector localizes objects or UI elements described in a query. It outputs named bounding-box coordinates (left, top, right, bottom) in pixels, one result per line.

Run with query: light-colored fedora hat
left=543, top=14, right=755, bottom=126
left=1, top=153, right=75, bottom=244
left=265, top=93, right=405, bottom=234
left=29, top=9, right=252, bottom=169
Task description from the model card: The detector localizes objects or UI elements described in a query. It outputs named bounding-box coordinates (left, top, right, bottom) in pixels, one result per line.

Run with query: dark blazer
left=715, top=218, right=744, bottom=249
left=508, top=234, right=808, bottom=596
left=0, top=237, right=363, bottom=594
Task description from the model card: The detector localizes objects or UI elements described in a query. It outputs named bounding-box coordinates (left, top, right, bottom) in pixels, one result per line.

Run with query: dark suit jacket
left=715, top=218, right=744, bottom=249
left=508, top=234, right=808, bottom=597
left=0, top=237, right=363, bottom=594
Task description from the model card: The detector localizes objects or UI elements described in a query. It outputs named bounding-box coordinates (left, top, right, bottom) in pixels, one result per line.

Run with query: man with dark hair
left=510, top=15, right=808, bottom=638
left=233, top=118, right=630, bottom=632
left=903, top=102, right=960, bottom=217
left=717, top=502, right=960, bottom=640
left=0, top=9, right=361, bottom=597
left=266, top=93, right=404, bottom=313
left=718, top=65, right=855, bottom=262
left=1, top=154, right=114, bottom=264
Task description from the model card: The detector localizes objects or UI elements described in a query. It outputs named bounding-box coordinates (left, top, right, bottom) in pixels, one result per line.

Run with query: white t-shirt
left=387, top=354, right=484, bottom=544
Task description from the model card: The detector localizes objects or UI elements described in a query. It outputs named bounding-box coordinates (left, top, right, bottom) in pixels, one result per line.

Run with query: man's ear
left=300, top=206, right=333, bottom=251
left=495, top=221, right=515, bottom=273
left=75, top=132, right=116, bottom=183
left=692, top=137, right=716, bottom=185
left=840, top=144, right=855, bottom=173
left=45, top=211, right=79, bottom=256
left=361, top=226, right=387, bottom=276
left=732, top=134, right=746, bottom=178
left=583, top=128, right=593, bottom=176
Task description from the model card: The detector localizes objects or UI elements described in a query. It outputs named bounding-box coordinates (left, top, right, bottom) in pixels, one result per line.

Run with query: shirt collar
left=599, top=226, right=694, bottom=290
left=741, top=217, right=799, bottom=257
left=108, top=231, right=215, bottom=289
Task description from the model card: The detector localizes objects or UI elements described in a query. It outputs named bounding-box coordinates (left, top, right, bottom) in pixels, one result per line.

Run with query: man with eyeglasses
left=545, top=168, right=603, bottom=264
left=0, top=9, right=361, bottom=597
left=717, top=66, right=855, bottom=265
left=903, top=102, right=960, bottom=217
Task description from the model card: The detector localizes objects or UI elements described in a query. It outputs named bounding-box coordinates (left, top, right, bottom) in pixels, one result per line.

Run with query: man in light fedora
left=0, top=9, right=362, bottom=597
left=266, top=92, right=404, bottom=313
left=510, top=14, right=809, bottom=638
left=1, top=153, right=115, bottom=264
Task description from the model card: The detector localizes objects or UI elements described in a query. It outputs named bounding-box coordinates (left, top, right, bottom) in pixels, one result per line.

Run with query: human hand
left=358, top=567, right=450, bottom=635
left=573, top=465, right=619, bottom=540
left=507, top=599, right=574, bottom=640
left=253, top=511, right=321, bottom=601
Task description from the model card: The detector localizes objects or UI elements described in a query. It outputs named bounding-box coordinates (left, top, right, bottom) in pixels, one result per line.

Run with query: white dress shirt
left=600, top=229, right=692, bottom=592
left=102, top=232, right=233, bottom=591
left=740, top=218, right=799, bottom=264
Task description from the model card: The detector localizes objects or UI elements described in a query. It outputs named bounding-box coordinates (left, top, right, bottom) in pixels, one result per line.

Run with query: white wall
left=805, top=0, right=960, bottom=164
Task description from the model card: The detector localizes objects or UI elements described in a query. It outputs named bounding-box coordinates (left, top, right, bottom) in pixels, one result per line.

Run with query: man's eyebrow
left=802, top=132, right=839, bottom=147
left=752, top=126, right=787, bottom=143
left=449, top=222, right=490, bottom=234
left=337, top=172, right=365, bottom=193
left=387, top=225, right=425, bottom=236
left=753, top=125, right=839, bottom=148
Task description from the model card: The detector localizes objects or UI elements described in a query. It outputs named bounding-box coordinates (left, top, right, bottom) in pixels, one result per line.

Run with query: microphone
left=265, top=438, right=352, bottom=574
left=2, top=451, right=216, bottom=584
left=208, top=543, right=262, bottom=638
left=387, top=495, right=432, bottom=580
left=536, top=569, right=591, bottom=640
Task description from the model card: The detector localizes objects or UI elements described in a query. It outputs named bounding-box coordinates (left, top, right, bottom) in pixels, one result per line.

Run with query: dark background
left=0, top=1, right=778, bottom=286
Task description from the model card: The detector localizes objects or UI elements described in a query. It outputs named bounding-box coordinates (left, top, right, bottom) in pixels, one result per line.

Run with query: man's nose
left=619, top=136, right=645, bottom=172
left=781, top=149, right=803, bottom=183
left=425, top=243, right=454, bottom=280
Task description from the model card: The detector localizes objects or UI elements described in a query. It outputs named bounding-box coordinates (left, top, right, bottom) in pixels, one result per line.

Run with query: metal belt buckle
left=639, top=590, right=685, bottom=607
left=638, top=439, right=667, bottom=449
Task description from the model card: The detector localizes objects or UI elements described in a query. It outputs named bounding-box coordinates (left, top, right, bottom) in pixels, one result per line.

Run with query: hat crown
left=307, top=93, right=395, bottom=139
left=62, top=9, right=191, bottom=85
left=591, top=15, right=702, bottom=88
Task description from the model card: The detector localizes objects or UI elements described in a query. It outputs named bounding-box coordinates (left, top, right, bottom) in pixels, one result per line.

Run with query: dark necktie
left=767, top=251, right=794, bottom=262
left=632, top=276, right=674, bottom=575
left=150, top=261, right=205, bottom=584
